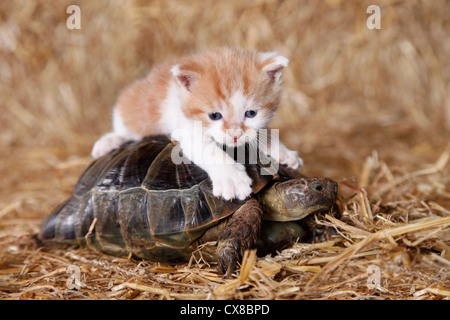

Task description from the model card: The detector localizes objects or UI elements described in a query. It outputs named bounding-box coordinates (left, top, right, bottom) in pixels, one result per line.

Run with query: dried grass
left=0, top=0, right=449, bottom=300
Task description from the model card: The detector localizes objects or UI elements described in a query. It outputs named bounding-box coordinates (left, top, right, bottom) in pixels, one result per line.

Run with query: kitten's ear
left=260, top=52, right=289, bottom=85
left=171, top=64, right=198, bottom=92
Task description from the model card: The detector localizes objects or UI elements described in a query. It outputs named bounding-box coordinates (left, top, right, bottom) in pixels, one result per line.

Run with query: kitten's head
left=171, top=47, right=288, bottom=147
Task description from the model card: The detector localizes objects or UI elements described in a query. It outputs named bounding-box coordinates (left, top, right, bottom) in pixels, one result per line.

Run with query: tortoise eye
left=245, top=110, right=257, bottom=118
left=209, top=112, right=223, bottom=121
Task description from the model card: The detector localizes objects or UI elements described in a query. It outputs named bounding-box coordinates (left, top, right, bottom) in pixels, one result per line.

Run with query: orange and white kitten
left=92, top=47, right=302, bottom=200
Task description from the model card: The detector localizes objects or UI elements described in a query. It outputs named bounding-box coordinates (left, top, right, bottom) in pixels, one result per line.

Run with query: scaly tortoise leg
left=217, top=198, right=263, bottom=276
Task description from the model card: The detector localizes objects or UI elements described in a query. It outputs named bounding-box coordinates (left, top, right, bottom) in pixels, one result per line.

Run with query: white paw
left=91, top=133, right=128, bottom=158
left=279, top=149, right=303, bottom=170
left=210, top=163, right=253, bottom=201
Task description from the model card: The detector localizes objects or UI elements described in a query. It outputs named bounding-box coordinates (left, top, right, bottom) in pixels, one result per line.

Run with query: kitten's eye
left=209, top=112, right=223, bottom=121
left=245, top=110, right=257, bottom=118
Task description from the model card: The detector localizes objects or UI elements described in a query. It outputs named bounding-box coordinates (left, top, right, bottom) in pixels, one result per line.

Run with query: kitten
left=92, top=47, right=303, bottom=200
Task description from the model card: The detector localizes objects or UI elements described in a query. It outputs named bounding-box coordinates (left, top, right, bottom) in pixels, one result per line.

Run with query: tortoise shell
left=40, top=135, right=279, bottom=261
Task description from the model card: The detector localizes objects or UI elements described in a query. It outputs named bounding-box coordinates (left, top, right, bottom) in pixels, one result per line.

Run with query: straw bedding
left=0, top=0, right=449, bottom=300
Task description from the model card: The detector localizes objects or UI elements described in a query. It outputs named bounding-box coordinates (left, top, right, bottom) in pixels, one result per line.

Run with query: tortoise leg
left=217, top=198, right=263, bottom=276
left=301, top=204, right=341, bottom=243
left=255, top=221, right=305, bottom=256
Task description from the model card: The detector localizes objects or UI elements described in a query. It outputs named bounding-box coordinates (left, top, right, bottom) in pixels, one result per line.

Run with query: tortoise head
left=259, top=177, right=338, bottom=222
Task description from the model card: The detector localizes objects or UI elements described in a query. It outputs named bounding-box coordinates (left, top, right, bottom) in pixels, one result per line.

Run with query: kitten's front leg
left=208, top=159, right=253, bottom=201
left=258, top=130, right=304, bottom=170
left=178, top=135, right=253, bottom=201
left=277, top=142, right=304, bottom=169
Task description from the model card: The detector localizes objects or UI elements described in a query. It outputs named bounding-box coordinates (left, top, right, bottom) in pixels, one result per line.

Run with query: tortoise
left=39, top=135, right=338, bottom=275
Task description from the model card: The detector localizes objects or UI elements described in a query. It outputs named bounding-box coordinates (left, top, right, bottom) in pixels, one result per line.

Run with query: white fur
left=161, top=80, right=187, bottom=136
left=91, top=108, right=137, bottom=158
left=176, top=126, right=253, bottom=200
left=112, top=108, right=136, bottom=139
left=277, top=141, right=303, bottom=169
left=263, top=55, right=289, bottom=69
left=160, top=85, right=254, bottom=200
left=229, top=90, right=249, bottom=115
left=170, top=64, right=181, bottom=77
left=257, top=130, right=303, bottom=170
left=207, top=90, right=261, bottom=148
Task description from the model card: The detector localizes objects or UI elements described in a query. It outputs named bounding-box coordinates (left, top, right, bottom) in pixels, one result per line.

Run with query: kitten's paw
left=211, top=163, right=253, bottom=201
left=279, top=149, right=303, bottom=170
left=91, top=133, right=128, bottom=158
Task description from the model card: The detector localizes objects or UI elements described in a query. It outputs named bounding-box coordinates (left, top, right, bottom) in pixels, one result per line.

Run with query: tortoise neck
left=258, top=183, right=290, bottom=221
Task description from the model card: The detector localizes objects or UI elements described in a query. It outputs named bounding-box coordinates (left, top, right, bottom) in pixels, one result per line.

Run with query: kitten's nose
left=231, top=129, right=243, bottom=143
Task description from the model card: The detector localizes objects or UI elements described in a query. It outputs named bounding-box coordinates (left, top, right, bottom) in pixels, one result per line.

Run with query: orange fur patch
left=116, top=61, right=172, bottom=136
